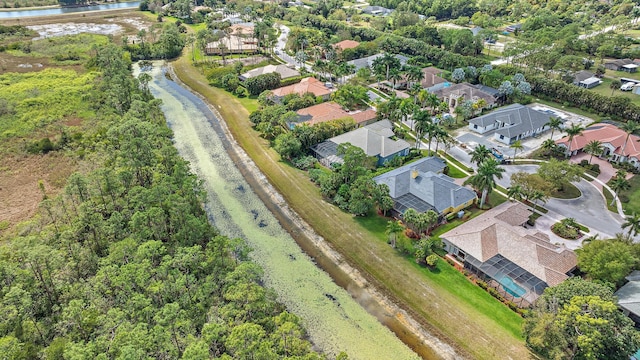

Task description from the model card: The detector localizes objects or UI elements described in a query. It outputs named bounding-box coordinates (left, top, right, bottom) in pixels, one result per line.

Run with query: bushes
left=245, top=72, right=282, bottom=95
left=551, top=218, right=582, bottom=239
left=578, top=160, right=601, bottom=175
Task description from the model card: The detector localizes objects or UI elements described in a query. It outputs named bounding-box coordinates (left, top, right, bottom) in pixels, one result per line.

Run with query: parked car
left=620, top=82, right=635, bottom=91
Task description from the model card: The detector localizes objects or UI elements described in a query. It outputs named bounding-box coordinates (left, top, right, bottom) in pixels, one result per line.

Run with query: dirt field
left=0, top=152, right=77, bottom=232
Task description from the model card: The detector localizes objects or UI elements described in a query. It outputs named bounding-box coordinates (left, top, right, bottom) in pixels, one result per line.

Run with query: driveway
left=276, top=25, right=313, bottom=72
left=496, top=164, right=624, bottom=239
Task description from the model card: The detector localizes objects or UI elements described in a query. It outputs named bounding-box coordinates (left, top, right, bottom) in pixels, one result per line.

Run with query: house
left=572, top=70, right=602, bottom=89
left=604, top=58, right=638, bottom=72
left=472, top=84, right=502, bottom=102
left=206, top=24, right=258, bottom=55
left=468, top=104, right=552, bottom=144
left=614, top=271, right=640, bottom=325
left=432, top=82, right=496, bottom=111
left=505, top=23, right=522, bottom=32
left=441, top=202, right=577, bottom=306
left=269, top=77, right=333, bottom=101
left=419, top=67, right=449, bottom=92
left=311, top=120, right=410, bottom=167
left=333, top=40, right=360, bottom=52
left=362, top=5, right=393, bottom=16
left=347, top=53, right=409, bottom=72
left=373, top=157, right=477, bottom=218
left=240, top=64, right=300, bottom=81
left=556, top=123, right=640, bottom=167
left=293, top=102, right=377, bottom=127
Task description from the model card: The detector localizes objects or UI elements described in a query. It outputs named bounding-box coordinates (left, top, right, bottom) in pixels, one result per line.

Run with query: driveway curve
left=496, top=165, right=624, bottom=238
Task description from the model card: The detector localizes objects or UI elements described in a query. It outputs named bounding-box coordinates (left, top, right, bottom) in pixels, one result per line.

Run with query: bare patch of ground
left=28, top=22, right=123, bottom=39
left=0, top=152, right=76, bottom=232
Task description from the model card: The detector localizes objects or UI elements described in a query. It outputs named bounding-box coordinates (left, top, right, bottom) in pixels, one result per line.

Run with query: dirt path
left=170, top=52, right=533, bottom=360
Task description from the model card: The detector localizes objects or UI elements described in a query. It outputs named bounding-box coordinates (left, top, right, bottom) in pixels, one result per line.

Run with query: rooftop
left=269, top=77, right=332, bottom=98
left=333, top=40, right=360, bottom=51
left=557, top=123, right=640, bottom=159
left=240, top=64, right=300, bottom=80
left=295, top=102, right=376, bottom=126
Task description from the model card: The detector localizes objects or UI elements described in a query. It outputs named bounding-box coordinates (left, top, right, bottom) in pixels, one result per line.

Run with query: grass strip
left=171, top=53, right=530, bottom=359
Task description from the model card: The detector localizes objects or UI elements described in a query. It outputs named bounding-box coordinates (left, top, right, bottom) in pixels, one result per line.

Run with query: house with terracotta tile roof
left=556, top=123, right=640, bottom=168
left=269, top=77, right=333, bottom=100
left=293, top=102, right=377, bottom=127
left=333, top=40, right=360, bottom=51
left=441, top=202, right=577, bottom=306
left=311, top=120, right=410, bottom=167
left=240, top=65, right=300, bottom=81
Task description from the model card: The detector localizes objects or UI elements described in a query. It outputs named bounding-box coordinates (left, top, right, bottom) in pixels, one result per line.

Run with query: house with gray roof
left=572, top=70, right=601, bottom=89
left=441, top=202, right=577, bottom=306
left=311, top=120, right=410, bottom=167
left=468, top=104, right=552, bottom=144
left=240, top=64, right=300, bottom=81
left=347, top=53, right=408, bottom=72
left=373, top=157, right=476, bottom=217
left=614, top=271, right=640, bottom=326
left=362, top=5, right=393, bottom=16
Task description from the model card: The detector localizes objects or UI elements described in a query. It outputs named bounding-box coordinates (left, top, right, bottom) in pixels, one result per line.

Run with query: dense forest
left=0, top=41, right=323, bottom=359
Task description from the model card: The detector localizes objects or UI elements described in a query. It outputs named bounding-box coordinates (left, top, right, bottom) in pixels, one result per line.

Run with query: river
left=0, top=1, right=139, bottom=19
left=136, top=62, right=435, bottom=359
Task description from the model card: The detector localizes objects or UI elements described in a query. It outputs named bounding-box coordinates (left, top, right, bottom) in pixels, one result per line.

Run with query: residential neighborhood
left=5, top=0, right=640, bottom=359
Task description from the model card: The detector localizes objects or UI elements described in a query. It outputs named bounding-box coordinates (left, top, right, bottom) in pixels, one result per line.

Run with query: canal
left=137, top=62, right=442, bottom=359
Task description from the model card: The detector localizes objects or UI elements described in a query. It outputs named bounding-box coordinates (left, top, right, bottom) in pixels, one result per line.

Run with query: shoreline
left=164, top=61, right=459, bottom=360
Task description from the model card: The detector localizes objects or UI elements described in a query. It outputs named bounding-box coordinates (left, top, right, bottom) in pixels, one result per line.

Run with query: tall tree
left=577, top=239, right=638, bottom=285
left=463, top=158, right=505, bottom=208
left=547, top=116, right=563, bottom=140
left=538, top=158, right=582, bottom=192
left=385, top=220, right=403, bottom=248
left=564, top=124, right=584, bottom=157
left=509, top=139, right=523, bottom=160
left=609, top=175, right=630, bottom=206
left=470, top=144, right=492, bottom=166
left=583, top=140, right=603, bottom=164
left=622, top=212, right=640, bottom=238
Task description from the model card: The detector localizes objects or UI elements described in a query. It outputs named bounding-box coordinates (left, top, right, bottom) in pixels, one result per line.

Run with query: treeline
left=0, top=43, right=322, bottom=359
left=367, top=0, right=477, bottom=20
left=499, top=65, right=640, bottom=122
left=123, top=22, right=185, bottom=61
left=288, top=13, right=487, bottom=70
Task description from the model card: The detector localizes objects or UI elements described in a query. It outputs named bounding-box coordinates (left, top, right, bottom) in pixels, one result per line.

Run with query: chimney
left=411, top=169, right=419, bottom=179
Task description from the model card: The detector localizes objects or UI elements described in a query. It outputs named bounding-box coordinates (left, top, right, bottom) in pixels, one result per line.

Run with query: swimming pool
left=496, top=275, right=527, bottom=298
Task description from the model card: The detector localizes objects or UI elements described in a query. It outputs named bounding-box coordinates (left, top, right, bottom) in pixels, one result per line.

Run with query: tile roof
left=469, top=104, right=552, bottom=139
left=334, top=40, right=360, bottom=51
left=433, top=82, right=496, bottom=106
left=420, top=67, right=447, bottom=88
left=295, top=102, right=377, bottom=126
left=556, top=123, right=640, bottom=159
left=440, top=202, right=577, bottom=287
left=241, top=64, right=300, bottom=80
left=374, top=158, right=477, bottom=214
left=348, top=53, right=408, bottom=71
left=329, top=120, right=410, bottom=158
left=270, top=77, right=332, bottom=98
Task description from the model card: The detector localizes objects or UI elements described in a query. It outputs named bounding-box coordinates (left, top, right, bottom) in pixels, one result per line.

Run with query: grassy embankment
left=171, top=51, right=530, bottom=359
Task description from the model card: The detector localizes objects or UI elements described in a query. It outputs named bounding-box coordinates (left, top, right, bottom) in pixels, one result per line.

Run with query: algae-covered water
left=139, top=63, right=422, bottom=360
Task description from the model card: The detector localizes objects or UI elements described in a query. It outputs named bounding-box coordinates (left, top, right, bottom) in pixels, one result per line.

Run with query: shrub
left=426, top=254, right=439, bottom=267
left=293, top=155, right=317, bottom=170
left=26, top=138, right=54, bottom=154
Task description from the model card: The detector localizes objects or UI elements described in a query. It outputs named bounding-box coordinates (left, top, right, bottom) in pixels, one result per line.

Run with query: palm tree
left=463, top=158, right=505, bottom=208
left=405, top=65, right=424, bottom=88
left=541, top=138, right=557, bottom=158
left=402, top=208, right=419, bottom=232
left=381, top=52, right=400, bottom=81
left=385, top=220, right=404, bottom=248
left=619, top=120, right=640, bottom=162
left=507, top=184, right=524, bottom=201
left=510, top=140, right=523, bottom=161
left=584, top=140, right=603, bottom=164
left=609, top=175, right=630, bottom=206
left=413, top=110, right=431, bottom=149
left=564, top=124, right=584, bottom=157
left=547, top=116, right=563, bottom=140
left=610, top=79, right=622, bottom=96
left=423, top=121, right=440, bottom=155
left=622, top=212, right=640, bottom=238
left=470, top=144, right=492, bottom=166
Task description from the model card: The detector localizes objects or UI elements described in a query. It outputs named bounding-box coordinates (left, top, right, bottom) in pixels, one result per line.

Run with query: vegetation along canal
left=138, top=62, right=454, bottom=359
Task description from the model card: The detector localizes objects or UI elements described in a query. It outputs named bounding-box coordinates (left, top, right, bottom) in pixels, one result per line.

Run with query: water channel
left=137, top=62, right=440, bottom=359
left=0, top=1, right=139, bottom=19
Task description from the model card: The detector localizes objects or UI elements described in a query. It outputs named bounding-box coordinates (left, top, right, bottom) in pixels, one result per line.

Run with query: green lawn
left=589, top=76, right=640, bottom=107
left=550, top=182, right=581, bottom=199
left=602, top=186, right=619, bottom=213
left=620, top=174, right=640, bottom=215
left=446, top=165, right=468, bottom=178
left=355, top=212, right=524, bottom=341
left=532, top=97, right=602, bottom=121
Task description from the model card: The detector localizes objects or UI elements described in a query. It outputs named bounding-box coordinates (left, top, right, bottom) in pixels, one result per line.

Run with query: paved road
left=495, top=164, right=624, bottom=239
left=276, top=25, right=313, bottom=72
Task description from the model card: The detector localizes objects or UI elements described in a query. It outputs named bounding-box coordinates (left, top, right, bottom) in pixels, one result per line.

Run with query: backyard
left=589, top=76, right=640, bottom=107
